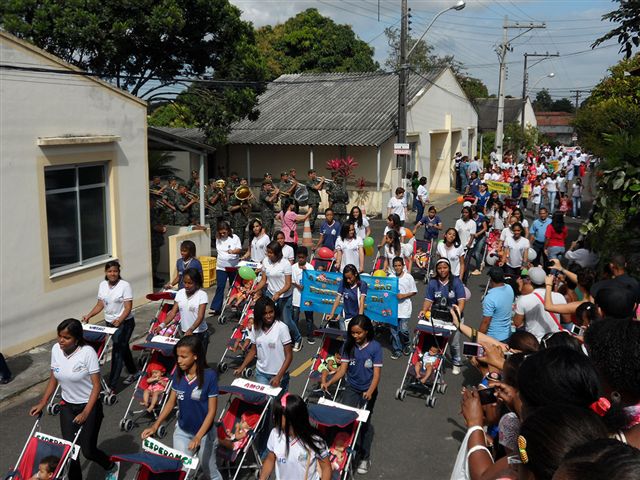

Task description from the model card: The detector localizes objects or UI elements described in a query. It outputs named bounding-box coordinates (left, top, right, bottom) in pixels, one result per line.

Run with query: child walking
left=389, top=257, right=417, bottom=359
left=571, top=177, right=584, bottom=218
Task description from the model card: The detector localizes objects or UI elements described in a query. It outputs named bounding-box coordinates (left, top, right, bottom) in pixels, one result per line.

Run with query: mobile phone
left=478, top=387, right=498, bottom=405
left=463, top=342, right=485, bottom=357
left=570, top=324, right=584, bottom=336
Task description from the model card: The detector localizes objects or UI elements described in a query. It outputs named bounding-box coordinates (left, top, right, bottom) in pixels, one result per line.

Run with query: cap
left=280, top=171, right=288, bottom=177
left=463, top=201, right=472, bottom=208
left=263, top=172, right=272, bottom=178
left=262, top=179, right=273, bottom=186
left=488, top=267, right=505, bottom=283
left=527, top=267, right=546, bottom=286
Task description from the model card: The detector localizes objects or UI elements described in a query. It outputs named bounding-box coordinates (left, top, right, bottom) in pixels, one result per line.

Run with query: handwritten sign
left=486, top=180, right=512, bottom=196
left=231, top=378, right=282, bottom=397
left=82, top=324, right=117, bottom=335
left=142, top=437, right=199, bottom=470
left=299, top=271, right=343, bottom=316
left=150, top=335, right=179, bottom=345
left=361, top=275, right=399, bottom=325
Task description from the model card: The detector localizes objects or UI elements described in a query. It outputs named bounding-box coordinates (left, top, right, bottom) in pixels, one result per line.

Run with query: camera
left=463, top=342, right=485, bottom=357
left=431, top=296, right=453, bottom=322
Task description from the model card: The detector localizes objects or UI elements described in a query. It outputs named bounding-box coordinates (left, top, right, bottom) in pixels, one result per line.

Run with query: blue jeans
left=255, top=370, right=290, bottom=392
left=173, top=424, right=222, bottom=480
left=107, top=317, right=136, bottom=390
left=340, top=385, right=377, bottom=461
left=572, top=196, right=581, bottom=217
left=390, top=318, right=410, bottom=355
left=547, top=246, right=565, bottom=260
left=415, top=199, right=424, bottom=225
left=292, top=306, right=315, bottom=339
left=449, top=329, right=462, bottom=366
left=265, top=292, right=301, bottom=344
left=210, top=269, right=236, bottom=312
left=548, top=191, right=557, bottom=214
left=469, top=235, right=486, bottom=270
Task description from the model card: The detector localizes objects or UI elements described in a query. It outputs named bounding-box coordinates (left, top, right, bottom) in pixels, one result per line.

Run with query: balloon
left=528, top=248, right=537, bottom=261
left=457, top=195, right=464, bottom=204
left=364, top=245, right=374, bottom=257
left=403, top=228, right=414, bottom=240
left=486, top=254, right=498, bottom=266
left=317, top=246, right=334, bottom=260
left=238, top=266, right=256, bottom=281
left=464, top=286, right=472, bottom=301
left=373, top=270, right=387, bottom=277
left=363, top=236, right=375, bottom=248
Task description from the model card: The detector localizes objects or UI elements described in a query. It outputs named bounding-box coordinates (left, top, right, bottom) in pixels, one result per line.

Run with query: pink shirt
left=280, top=210, right=299, bottom=243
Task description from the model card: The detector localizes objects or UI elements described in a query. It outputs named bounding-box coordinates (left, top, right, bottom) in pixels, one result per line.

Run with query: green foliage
left=479, top=131, right=495, bottom=162
left=592, top=0, right=640, bottom=59
left=458, top=76, right=489, bottom=103
left=532, top=89, right=553, bottom=111
left=148, top=151, right=182, bottom=180
left=503, top=123, right=541, bottom=151
left=148, top=102, right=196, bottom=128
left=256, top=9, right=378, bottom=80
left=551, top=98, right=575, bottom=113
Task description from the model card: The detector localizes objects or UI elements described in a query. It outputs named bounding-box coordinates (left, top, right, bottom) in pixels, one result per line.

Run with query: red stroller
left=301, top=327, right=346, bottom=402
left=218, top=262, right=260, bottom=325
left=218, top=306, right=255, bottom=378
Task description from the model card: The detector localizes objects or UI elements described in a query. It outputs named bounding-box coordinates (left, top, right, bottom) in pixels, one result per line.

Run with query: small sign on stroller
left=82, top=324, right=118, bottom=335
left=34, top=432, right=81, bottom=460
left=231, top=378, right=282, bottom=397
left=142, top=437, right=199, bottom=470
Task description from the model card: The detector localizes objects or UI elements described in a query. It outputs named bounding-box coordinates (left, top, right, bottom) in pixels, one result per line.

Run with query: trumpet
left=320, top=176, right=335, bottom=184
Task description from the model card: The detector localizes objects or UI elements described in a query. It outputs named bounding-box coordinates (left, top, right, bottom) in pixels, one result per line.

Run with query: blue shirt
left=338, top=280, right=368, bottom=319
left=320, top=221, right=341, bottom=250
left=425, top=277, right=466, bottom=308
left=473, top=214, right=488, bottom=238
left=476, top=191, right=490, bottom=209
left=511, top=182, right=523, bottom=199
left=482, top=284, right=515, bottom=342
left=172, top=368, right=219, bottom=435
left=341, top=340, right=383, bottom=392
left=469, top=178, right=481, bottom=196
left=530, top=218, right=552, bottom=244
left=176, top=257, right=203, bottom=289
left=419, top=214, right=442, bottom=240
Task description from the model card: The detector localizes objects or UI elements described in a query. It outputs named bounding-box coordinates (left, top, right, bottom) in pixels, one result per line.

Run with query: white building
left=220, top=68, right=478, bottom=213
left=476, top=97, right=537, bottom=134
left=0, top=31, right=151, bottom=355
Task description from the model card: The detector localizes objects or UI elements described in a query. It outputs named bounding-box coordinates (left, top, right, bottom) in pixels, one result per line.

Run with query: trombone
left=185, top=190, right=216, bottom=214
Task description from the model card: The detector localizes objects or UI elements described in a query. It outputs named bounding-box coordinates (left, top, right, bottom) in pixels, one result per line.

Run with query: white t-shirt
left=531, top=185, right=542, bottom=205
left=545, top=178, right=557, bottom=192
left=387, top=196, right=407, bottom=221
left=97, top=279, right=133, bottom=324
left=500, top=227, right=514, bottom=243
left=249, top=321, right=291, bottom=375
left=515, top=288, right=566, bottom=340
left=389, top=271, right=417, bottom=318
left=504, top=236, right=530, bottom=268
left=292, top=262, right=314, bottom=308
left=455, top=218, right=477, bottom=249
left=282, top=244, right=295, bottom=264
left=251, top=234, right=270, bottom=263
left=556, top=176, right=567, bottom=193
left=383, top=226, right=407, bottom=238
left=334, top=237, right=363, bottom=272
left=266, top=429, right=329, bottom=480
left=216, top=235, right=242, bottom=270
left=437, top=243, right=465, bottom=277
left=354, top=217, right=370, bottom=240
left=383, top=243, right=411, bottom=273
left=51, top=344, right=100, bottom=404
left=417, top=184, right=429, bottom=203
left=491, top=210, right=508, bottom=231
left=261, top=257, right=293, bottom=298
left=174, top=288, right=209, bottom=333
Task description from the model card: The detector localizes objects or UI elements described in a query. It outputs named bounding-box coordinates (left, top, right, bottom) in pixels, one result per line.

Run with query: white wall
left=0, top=34, right=150, bottom=355
left=523, top=100, right=537, bottom=129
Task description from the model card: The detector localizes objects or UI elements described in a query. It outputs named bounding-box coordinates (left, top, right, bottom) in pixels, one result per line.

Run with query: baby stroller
left=369, top=251, right=385, bottom=274
left=216, top=379, right=281, bottom=480
left=6, top=413, right=81, bottom=480
left=217, top=306, right=256, bottom=377
left=110, top=436, right=200, bottom=480
left=145, top=291, right=178, bottom=334
left=395, top=320, right=454, bottom=408
left=482, top=229, right=502, bottom=271
left=218, top=262, right=261, bottom=325
left=301, top=327, right=346, bottom=402
left=310, top=398, right=370, bottom=480
left=47, top=323, right=117, bottom=415
left=120, top=335, right=178, bottom=435
left=413, top=238, right=435, bottom=282
left=311, top=254, right=335, bottom=273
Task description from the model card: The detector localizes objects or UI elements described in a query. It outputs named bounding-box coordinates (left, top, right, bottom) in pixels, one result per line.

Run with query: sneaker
left=356, top=460, right=369, bottom=474
left=105, top=461, right=120, bottom=480
left=293, top=341, right=303, bottom=352
left=390, top=351, right=402, bottom=360
left=123, top=374, right=138, bottom=385
left=452, top=365, right=461, bottom=375
left=307, top=336, right=316, bottom=345
left=471, top=269, right=482, bottom=276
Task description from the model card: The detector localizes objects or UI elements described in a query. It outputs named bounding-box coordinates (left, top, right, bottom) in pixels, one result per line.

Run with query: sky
left=228, top=0, right=627, bottom=102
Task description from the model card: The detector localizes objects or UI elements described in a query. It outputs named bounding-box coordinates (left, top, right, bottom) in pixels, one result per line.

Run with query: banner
left=299, top=270, right=343, bottom=316
left=486, top=180, right=512, bottom=196
left=361, top=275, right=399, bottom=326
left=522, top=183, right=531, bottom=199
left=548, top=160, right=559, bottom=172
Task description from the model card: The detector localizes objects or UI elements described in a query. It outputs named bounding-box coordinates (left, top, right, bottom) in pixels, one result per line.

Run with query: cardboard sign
left=231, top=378, right=282, bottom=397
left=299, top=270, right=343, bottom=316
left=361, top=275, right=399, bottom=326
left=142, top=437, right=199, bottom=470
left=486, top=180, right=512, bottom=196
left=34, top=432, right=80, bottom=460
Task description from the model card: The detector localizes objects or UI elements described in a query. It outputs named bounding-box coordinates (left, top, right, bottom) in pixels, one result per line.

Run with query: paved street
left=0, top=190, right=590, bottom=479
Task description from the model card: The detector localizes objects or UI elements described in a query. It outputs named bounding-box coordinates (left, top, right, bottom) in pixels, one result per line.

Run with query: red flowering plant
left=326, top=156, right=359, bottom=183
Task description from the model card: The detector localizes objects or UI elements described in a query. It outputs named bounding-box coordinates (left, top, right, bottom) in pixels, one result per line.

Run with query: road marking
left=291, top=358, right=313, bottom=377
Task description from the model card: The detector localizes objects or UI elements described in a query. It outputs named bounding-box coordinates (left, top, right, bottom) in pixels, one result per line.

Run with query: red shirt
left=545, top=224, right=567, bottom=247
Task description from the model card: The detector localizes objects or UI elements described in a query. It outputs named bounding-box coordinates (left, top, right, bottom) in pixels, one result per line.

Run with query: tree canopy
left=532, top=89, right=575, bottom=113
left=593, top=0, right=640, bottom=59
left=255, top=8, right=378, bottom=79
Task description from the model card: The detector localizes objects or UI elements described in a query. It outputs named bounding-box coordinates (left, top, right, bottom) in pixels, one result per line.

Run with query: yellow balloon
left=373, top=269, right=387, bottom=277
left=364, top=245, right=374, bottom=256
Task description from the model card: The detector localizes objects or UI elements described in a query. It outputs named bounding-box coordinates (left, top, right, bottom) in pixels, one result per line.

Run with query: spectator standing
left=544, top=212, right=568, bottom=261
left=479, top=268, right=514, bottom=342
left=529, top=208, right=551, bottom=267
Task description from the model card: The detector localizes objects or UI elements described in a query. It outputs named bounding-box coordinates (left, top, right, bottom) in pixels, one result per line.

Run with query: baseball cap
left=280, top=171, right=288, bottom=177
left=527, top=267, right=546, bottom=286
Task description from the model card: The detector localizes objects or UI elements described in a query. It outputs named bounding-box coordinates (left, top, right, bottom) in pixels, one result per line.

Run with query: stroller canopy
left=136, top=338, right=176, bottom=356
left=111, top=452, right=183, bottom=473
left=313, top=327, right=347, bottom=339
left=308, top=403, right=358, bottom=428
left=218, top=385, right=269, bottom=405
left=146, top=291, right=176, bottom=301
left=9, top=436, right=69, bottom=480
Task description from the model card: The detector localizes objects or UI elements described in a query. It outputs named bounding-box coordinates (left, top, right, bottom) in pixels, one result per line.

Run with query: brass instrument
left=185, top=190, right=216, bottom=214
left=215, top=179, right=226, bottom=189
left=149, top=188, right=165, bottom=196
left=234, top=185, right=254, bottom=217
left=320, top=176, right=335, bottom=184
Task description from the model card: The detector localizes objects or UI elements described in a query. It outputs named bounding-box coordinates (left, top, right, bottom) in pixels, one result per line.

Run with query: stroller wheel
left=218, top=315, right=227, bottom=325
left=439, top=383, right=448, bottom=395
left=119, top=419, right=126, bottom=431
left=157, top=424, right=168, bottom=438
left=400, top=390, right=407, bottom=401
left=218, top=362, right=228, bottom=373
left=395, top=388, right=402, bottom=401
left=426, top=397, right=437, bottom=408
left=243, top=367, right=253, bottom=379
left=124, top=419, right=134, bottom=432
left=48, top=403, right=61, bottom=416
left=104, top=393, right=117, bottom=406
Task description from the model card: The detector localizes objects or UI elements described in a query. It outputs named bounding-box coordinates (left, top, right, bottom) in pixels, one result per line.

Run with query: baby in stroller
left=219, top=412, right=252, bottom=449
left=319, top=353, right=342, bottom=385
left=414, top=345, right=441, bottom=384
left=228, top=279, right=254, bottom=312
left=229, top=315, right=253, bottom=353
left=30, top=456, right=59, bottom=480
left=140, top=362, right=168, bottom=413
left=330, top=432, right=349, bottom=471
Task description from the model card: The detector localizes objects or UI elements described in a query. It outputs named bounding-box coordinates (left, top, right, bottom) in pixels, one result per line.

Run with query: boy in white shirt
left=291, top=247, right=316, bottom=345
left=389, top=257, right=417, bottom=359
left=530, top=180, right=542, bottom=215
left=387, top=187, right=408, bottom=224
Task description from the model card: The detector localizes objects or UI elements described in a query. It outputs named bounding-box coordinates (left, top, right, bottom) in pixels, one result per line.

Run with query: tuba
left=215, top=179, right=226, bottom=189
left=234, top=185, right=253, bottom=201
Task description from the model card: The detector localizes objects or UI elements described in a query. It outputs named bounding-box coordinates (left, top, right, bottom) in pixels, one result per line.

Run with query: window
left=45, top=164, right=111, bottom=273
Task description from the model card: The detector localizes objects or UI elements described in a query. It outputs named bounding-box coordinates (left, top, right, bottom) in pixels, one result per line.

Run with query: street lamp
left=397, top=0, right=465, bottom=172
left=530, top=72, right=555, bottom=91
left=521, top=71, right=555, bottom=136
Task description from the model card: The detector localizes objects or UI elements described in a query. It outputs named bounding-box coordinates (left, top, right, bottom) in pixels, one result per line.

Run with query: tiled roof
left=535, top=112, right=575, bottom=127
left=475, top=98, right=525, bottom=131
left=227, top=70, right=444, bottom=147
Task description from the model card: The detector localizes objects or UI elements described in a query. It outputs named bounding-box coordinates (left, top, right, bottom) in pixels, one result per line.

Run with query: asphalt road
left=0, top=190, right=590, bottom=479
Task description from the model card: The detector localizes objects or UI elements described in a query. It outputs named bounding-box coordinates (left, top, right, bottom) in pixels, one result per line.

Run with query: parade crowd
left=24, top=145, right=639, bottom=480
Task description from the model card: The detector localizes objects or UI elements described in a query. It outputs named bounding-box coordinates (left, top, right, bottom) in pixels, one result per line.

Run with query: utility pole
left=521, top=52, right=559, bottom=135
left=397, top=0, right=409, bottom=170
left=570, top=89, right=590, bottom=112
left=495, top=17, right=546, bottom=160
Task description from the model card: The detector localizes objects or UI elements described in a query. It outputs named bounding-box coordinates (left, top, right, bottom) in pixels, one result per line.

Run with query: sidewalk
left=0, top=189, right=462, bottom=406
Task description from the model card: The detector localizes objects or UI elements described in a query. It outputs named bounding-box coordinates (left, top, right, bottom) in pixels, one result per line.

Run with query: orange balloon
left=403, top=228, right=414, bottom=240
left=457, top=195, right=464, bottom=204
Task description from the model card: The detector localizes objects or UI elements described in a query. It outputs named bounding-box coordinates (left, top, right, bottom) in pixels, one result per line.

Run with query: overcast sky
left=229, top=0, right=627, bottom=102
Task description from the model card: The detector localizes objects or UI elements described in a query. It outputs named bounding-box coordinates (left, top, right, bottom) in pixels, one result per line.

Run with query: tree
left=504, top=122, right=541, bottom=151
left=1, top=0, right=268, bottom=145
left=458, top=76, right=489, bottom=103
left=592, top=0, right=640, bottom=59
left=551, top=98, right=575, bottom=113
left=532, top=89, right=553, bottom=111
left=148, top=102, right=196, bottom=129
left=256, top=9, right=378, bottom=80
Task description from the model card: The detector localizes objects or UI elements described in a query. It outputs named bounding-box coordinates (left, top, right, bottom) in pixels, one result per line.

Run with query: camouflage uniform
left=305, top=179, right=322, bottom=232
left=207, top=187, right=226, bottom=227
left=150, top=206, right=165, bottom=282
left=162, top=186, right=178, bottom=224
left=229, top=196, right=249, bottom=245
left=259, top=189, right=277, bottom=237
left=174, top=192, right=192, bottom=226
left=328, top=180, right=349, bottom=224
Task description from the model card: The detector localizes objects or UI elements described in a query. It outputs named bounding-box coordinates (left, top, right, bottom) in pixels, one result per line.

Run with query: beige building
left=221, top=68, right=478, bottom=213
left=0, top=32, right=151, bottom=355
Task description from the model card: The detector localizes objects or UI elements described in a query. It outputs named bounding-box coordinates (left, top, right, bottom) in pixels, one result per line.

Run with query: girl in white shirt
left=243, top=219, right=270, bottom=263
left=275, top=230, right=295, bottom=264
left=379, top=214, right=406, bottom=250
left=454, top=207, right=477, bottom=250
left=437, top=228, right=466, bottom=278
left=82, top=261, right=137, bottom=391
left=335, top=222, right=364, bottom=272
left=387, top=187, right=408, bottom=223
left=210, top=222, right=242, bottom=315
left=348, top=206, right=371, bottom=240
left=382, top=230, right=407, bottom=274
left=260, top=393, right=331, bottom=480
left=161, top=268, right=210, bottom=352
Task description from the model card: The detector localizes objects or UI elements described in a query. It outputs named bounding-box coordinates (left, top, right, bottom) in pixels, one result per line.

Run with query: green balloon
left=238, top=266, right=256, bottom=281
left=363, top=236, right=374, bottom=248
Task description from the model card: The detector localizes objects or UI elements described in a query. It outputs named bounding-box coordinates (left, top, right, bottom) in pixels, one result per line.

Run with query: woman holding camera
left=421, top=258, right=466, bottom=374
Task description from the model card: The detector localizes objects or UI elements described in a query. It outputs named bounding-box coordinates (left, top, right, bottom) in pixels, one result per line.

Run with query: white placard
left=82, top=324, right=118, bottom=335
left=238, top=260, right=261, bottom=270
left=231, top=378, right=282, bottom=397
left=418, top=319, right=457, bottom=332
left=142, top=437, right=199, bottom=470
left=150, top=335, right=179, bottom=345
left=34, top=432, right=80, bottom=460
left=317, top=398, right=370, bottom=423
